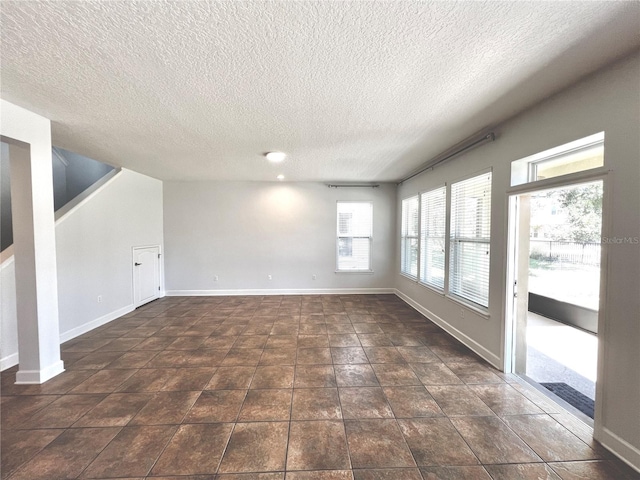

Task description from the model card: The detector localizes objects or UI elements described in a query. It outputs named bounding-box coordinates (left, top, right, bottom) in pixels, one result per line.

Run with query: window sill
left=418, top=281, right=445, bottom=296
left=445, top=294, right=491, bottom=318
left=399, top=272, right=418, bottom=282
left=335, top=270, right=374, bottom=274
left=399, top=273, right=446, bottom=296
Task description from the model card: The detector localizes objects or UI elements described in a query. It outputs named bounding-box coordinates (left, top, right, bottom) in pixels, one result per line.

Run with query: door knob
left=135, top=262, right=141, bottom=266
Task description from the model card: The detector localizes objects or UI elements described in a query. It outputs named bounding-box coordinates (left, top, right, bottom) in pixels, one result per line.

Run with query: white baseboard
left=59, top=304, right=135, bottom=344
left=597, top=426, right=640, bottom=473
left=165, top=288, right=396, bottom=297
left=394, top=289, right=502, bottom=369
left=0, top=352, right=19, bottom=371
left=2, top=304, right=138, bottom=373
left=15, top=360, right=65, bottom=384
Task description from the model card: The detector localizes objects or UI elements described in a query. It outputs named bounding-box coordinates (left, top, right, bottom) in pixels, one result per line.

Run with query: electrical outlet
left=268, top=275, right=272, bottom=280
left=460, top=308, right=465, bottom=319
left=214, top=275, right=219, bottom=281
left=312, top=274, right=316, bottom=280
left=97, top=295, right=103, bottom=303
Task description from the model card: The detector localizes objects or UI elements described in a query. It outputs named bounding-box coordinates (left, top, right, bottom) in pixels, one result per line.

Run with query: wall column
left=1, top=99, right=64, bottom=383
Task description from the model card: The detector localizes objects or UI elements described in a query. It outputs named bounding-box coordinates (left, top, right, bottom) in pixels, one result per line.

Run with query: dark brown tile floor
left=1, top=295, right=637, bottom=479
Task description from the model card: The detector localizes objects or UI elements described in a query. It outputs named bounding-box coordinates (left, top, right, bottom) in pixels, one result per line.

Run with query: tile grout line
left=3, top=295, right=632, bottom=479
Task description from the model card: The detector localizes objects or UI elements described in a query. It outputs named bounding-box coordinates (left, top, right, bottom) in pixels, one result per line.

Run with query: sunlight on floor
left=526, top=313, right=597, bottom=400
left=527, top=313, right=597, bottom=381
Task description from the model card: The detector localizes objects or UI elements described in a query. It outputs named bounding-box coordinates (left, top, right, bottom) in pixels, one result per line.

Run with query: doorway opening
left=509, top=180, right=603, bottom=422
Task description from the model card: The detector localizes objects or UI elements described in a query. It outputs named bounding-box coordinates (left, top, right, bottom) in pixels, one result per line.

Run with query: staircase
left=1, top=144, right=115, bottom=251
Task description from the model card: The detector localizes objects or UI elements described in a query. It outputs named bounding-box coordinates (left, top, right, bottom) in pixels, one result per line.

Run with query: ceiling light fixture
left=277, top=174, right=285, bottom=181
left=265, top=151, right=286, bottom=163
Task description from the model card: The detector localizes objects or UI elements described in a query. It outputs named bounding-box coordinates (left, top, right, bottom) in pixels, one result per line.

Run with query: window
left=400, top=196, right=419, bottom=278
left=337, top=201, right=372, bottom=272
left=511, top=132, right=604, bottom=186
left=420, top=186, right=446, bottom=289
left=449, top=172, right=492, bottom=307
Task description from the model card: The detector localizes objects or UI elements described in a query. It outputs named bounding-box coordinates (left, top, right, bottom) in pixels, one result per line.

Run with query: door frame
left=503, top=167, right=611, bottom=433
left=132, top=244, right=163, bottom=308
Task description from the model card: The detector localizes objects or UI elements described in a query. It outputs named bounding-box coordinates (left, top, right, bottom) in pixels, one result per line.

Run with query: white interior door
left=133, top=246, right=160, bottom=308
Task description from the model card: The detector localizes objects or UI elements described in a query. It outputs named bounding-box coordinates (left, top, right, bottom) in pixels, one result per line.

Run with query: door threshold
left=135, top=297, right=161, bottom=309
left=515, top=374, right=594, bottom=428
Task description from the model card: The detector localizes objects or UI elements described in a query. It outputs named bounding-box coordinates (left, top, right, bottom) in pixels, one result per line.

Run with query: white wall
left=0, top=168, right=164, bottom=366
left=56, top=168, right=164, bottom=339
left=164, top=182, right=396, bottom=294
left=396, top=52, right=640, bottom=469
left=0, top=256, right=18, bottom=369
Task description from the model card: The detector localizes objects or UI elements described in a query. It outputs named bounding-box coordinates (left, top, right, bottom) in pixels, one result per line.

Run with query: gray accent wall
left=58, top=148, right=114, bottom=204
left=0, top=142, right=12, bottom=251
left=51, top=149, right=68, bottom=211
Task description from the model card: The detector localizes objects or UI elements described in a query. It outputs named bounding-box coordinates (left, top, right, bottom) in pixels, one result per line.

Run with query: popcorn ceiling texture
left=1, top=1, right=638, bottom=182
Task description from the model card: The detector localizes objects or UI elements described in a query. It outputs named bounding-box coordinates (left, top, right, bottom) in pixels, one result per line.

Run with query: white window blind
left=401, top=196, right=419, bottom=278
left=337, top=202, right=372, bottom=271
left=449, top=172, right=492, bottom=307
left=420, top=186, right=446, bottom=289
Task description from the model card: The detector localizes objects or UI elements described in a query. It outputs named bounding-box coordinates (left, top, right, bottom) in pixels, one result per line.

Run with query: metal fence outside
left=529, top=239, right=601, bottom=266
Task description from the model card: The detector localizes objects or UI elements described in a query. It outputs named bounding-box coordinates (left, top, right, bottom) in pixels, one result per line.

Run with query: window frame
left=447, top=170, right=492, bottom=310
left=400, top=195, right=419, bottom=279
left=335, top=200, right=374, bottom=273
left=419, top=185, right=447, bottom=291
left=511, top=132, right=605, bottom=187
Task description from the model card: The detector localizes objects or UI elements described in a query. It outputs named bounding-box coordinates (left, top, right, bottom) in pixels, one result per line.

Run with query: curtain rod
left=398, top=132, right=495, bottom=185
left=326, top=184, right=380, bottom=188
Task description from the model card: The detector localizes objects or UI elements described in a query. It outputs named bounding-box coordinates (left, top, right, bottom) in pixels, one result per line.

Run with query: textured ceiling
left=1, top=1, right=639, bottom=182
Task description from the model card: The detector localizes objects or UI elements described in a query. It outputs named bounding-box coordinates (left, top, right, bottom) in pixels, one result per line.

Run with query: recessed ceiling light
left=277, top=174, right=285, bottom=181
left=266, top=151, right=286, bottom=162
